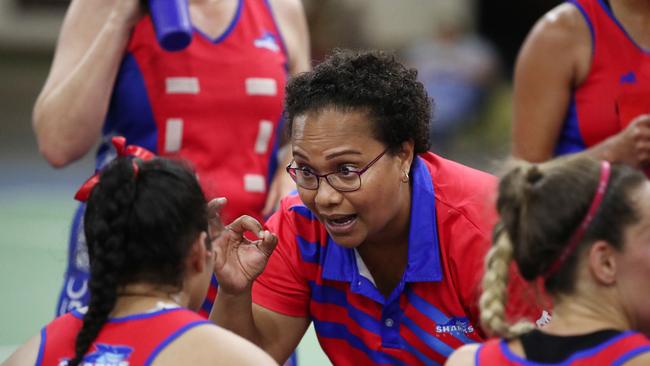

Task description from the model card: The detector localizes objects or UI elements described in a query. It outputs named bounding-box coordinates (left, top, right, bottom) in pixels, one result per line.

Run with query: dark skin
left=357, top=233, right=409, bottom=298
left=291, top=107, right=414, bottom=298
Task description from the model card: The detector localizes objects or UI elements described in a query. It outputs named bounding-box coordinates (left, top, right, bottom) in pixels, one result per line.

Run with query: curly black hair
left=285, top=49, right=432, bottom=154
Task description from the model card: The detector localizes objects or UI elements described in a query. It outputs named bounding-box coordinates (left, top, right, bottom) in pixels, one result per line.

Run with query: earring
left=401, top=170, right=410, bottom=183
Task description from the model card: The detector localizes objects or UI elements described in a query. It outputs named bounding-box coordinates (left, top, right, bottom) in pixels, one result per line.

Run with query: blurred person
left=32, top=0, right=310, bottom=317
left=446, top=155, right=650, bottom=365
left=209, top=49, right=545, bottom=365
left=402, top=6, right=500, bottom=155
left=512, top=0, right=650, bottom=170
left=1, top=149, right=276, bottom=366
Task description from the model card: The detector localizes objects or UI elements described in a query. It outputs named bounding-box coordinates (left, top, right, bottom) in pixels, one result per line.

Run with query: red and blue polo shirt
left=253, top=152, right=544, bottom=365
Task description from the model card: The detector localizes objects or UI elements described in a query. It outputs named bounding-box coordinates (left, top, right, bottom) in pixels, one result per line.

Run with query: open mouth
left=324, top=214, right=358, bottom=235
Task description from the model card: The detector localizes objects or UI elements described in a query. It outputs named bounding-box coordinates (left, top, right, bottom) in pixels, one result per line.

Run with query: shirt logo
left=536, top=310, right=552, bottom=328
left=620, top=71, right=637, bottom=84
left=59, top=344, right=134, bottom=366
left=254, top=32, right=280, bottom=52
left=436, top=317, right=475, bottom=334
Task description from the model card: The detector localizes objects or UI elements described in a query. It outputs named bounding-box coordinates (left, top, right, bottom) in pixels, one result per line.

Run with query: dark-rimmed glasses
left=286, top=149, right=389, bottom=192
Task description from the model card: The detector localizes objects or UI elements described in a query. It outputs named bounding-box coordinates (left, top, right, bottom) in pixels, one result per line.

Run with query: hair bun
left=525, top=165, right=543, bottom=185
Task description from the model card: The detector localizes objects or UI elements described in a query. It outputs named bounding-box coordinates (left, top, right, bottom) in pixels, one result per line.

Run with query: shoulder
left=152, top=323, right=277, bottom=366
left=621, top=352, right=650, bottom=366
left=267, top=0, right=305, bottom=19
left=445, top=343, right=480, bottom=366
left=420, top=153, right=497, bottom=233
left=1, top=332, right=41, bottom=366
left=521, top=3, right=591, bottom=61
left=266, top=0, right=311, bottom=74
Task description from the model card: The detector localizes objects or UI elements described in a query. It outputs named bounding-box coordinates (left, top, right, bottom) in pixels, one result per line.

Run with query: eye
left=296, top=166, right=315, bottom=178
left=337, top=165, right=359, bottom=176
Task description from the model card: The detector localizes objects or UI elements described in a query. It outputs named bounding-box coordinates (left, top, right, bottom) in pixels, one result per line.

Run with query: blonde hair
left=480, top=155, right=644, bottom=337
left=479, top=225, right=534, bottom=338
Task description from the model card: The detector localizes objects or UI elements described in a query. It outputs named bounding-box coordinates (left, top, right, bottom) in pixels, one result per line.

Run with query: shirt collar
left=321, top=155, right=443, bottom=284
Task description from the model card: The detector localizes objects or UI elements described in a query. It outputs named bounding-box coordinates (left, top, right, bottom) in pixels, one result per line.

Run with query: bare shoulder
left=444, top=343, right=480, bottom=366
left=525, top=3, right=591, bottom=55
left=267, top=0, right=311, bottom=74
left=622, top=351, right=650, bottom=366
left=151, top=324, right=277, bottom=366
left=0, top=333, right=41, bottom=366
left=267, top=0, right=305, bottom=20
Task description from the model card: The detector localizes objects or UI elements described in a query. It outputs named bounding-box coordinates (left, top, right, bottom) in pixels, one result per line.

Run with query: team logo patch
left=620, top=71, right=637, bottom=84
left=536, top=310, right=552, bottom=328
left=435, top=317, right=475, bottom=334
left=254, top=32, right=280, bottom=52
left=59, top=344, right=134, bottom=366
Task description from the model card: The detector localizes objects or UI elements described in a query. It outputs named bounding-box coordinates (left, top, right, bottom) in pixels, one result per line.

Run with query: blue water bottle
left=149, top=0, right=193, bottom=52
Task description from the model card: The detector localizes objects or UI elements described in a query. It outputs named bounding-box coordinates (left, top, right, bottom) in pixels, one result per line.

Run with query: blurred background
left=0, top=0, right=560, bottom=364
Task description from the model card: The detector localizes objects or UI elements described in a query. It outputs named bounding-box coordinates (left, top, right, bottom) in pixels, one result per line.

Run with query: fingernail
left=258, top=230, right=264, bottom=238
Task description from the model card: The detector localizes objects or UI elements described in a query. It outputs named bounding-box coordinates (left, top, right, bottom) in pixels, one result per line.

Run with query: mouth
left=323, top=214, right=358, bottom=236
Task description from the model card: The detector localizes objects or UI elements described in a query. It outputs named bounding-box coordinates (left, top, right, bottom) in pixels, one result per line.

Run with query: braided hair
left=480, top=155, right=645, bottom=338
left=66, top=157, right=207, bottom=366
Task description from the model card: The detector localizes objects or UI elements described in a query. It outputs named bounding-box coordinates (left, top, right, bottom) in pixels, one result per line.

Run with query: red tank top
left=37, top=307, right=210, bottom=366
left=476, top=331, right=650, bottom=365
left=112, top=0, right=288, bottom=225
left=555, top=0, right=650, bottom=155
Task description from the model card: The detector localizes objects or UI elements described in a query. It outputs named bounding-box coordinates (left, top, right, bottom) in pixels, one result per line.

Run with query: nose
left=314, top=177, right=343, bottom=209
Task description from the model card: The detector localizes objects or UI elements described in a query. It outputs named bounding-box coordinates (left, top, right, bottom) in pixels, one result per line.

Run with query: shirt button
left=385, top=318, right=394, bottom=327
left=357, top=281, right=362, bottom=287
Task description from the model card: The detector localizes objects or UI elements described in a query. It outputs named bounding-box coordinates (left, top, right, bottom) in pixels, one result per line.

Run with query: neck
left=544, top=291, right=630, bottom=335
left=112, top=283, right=188, bottom=317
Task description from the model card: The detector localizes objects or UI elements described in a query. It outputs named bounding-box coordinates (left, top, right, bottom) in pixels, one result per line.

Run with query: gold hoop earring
left=401, top=170, right=410, bottom=183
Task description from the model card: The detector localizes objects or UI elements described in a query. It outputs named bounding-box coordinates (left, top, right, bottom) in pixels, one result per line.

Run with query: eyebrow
left=292, top=149, right=362, bottom=161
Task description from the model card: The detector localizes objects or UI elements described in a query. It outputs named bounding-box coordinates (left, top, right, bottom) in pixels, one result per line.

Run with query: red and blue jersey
left=252, top=152, right=544, bottom=365
left=555, top=0, right=650, bottom=155
left=98, top=0, right=288, bottom=225
left=63, top=0, right=289, bottom=318
left=476, top=331, right=650, bottom=365
left=37, top=307, right=211, bottom=366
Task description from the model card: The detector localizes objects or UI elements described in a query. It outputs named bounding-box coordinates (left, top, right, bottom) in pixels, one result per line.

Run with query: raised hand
left=607, top=114, right=650, bottom=167
left=213, top=215, right=278, bottom=295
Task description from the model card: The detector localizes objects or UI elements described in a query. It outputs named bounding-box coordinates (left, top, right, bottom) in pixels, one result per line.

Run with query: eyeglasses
left=286, top=149, right=389, bottom=192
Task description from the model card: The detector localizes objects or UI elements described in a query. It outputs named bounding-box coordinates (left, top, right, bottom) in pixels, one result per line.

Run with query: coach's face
left=289, top=107, right=413, bottom=249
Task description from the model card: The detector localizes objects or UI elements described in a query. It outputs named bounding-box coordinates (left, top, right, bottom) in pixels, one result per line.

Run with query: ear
left=187, top=232, right=208, bottom=274
left=587, top=240, right=617, bottom=285
left=398, top=140, right=415, bottom=172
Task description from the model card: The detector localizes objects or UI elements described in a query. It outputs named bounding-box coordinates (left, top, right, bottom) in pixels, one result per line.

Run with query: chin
left=328, top=232, right=364, bottom=249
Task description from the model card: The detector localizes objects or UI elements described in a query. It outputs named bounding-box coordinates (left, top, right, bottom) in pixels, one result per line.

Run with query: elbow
left=32, top=115, right=74, bottom=168
left=37, top=140, right=74, bottom=168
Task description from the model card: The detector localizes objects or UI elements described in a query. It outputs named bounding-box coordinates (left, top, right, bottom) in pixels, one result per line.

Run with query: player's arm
left=512, top=3, right=591, bottom=162
left=32, top=0, right=142, bottom=167
left=208, top=202, right=310, bottom=364
left=0, top=333, right=40, bottom=366
left=212, top=293, right=309, bottom=364
left=262, top=0, right=311, bottom=216
left=269, top=0, right=311, bottom=76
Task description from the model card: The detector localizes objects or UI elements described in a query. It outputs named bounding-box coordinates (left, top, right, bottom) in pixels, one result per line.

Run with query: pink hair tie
left=543, top=160, right=611, bottom=278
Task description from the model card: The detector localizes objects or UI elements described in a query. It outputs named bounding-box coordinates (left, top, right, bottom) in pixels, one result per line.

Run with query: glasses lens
left=294, top=168, right=318, bottom=189
left=328, top=172, right=360, bottom=192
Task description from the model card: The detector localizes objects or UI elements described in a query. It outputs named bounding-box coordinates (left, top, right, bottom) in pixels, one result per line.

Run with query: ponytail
left=479, top=225, right=533, bottom=338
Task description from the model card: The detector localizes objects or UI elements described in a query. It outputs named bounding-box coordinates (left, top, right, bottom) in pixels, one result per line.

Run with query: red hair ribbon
left=74, top=137, right=156, bottom=202
left=543, top=160, right=612, bottom=278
